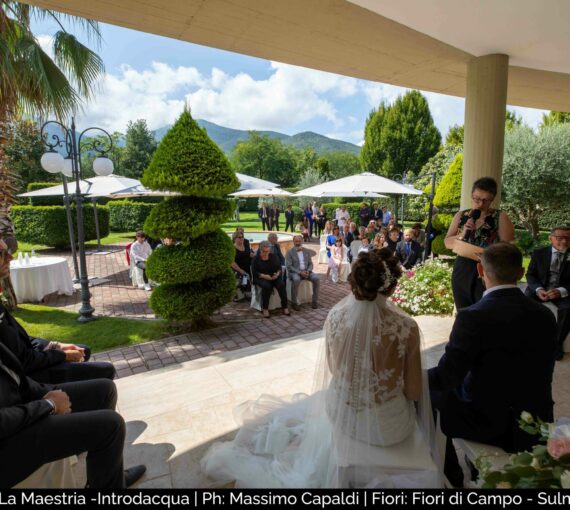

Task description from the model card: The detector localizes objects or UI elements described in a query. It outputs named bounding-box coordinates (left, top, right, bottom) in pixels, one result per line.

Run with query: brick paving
left=37, top=240, right=351, bottom=378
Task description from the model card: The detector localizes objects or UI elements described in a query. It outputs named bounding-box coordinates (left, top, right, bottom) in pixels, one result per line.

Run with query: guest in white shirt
left=130, top=231, right=153, bottom=291
left=336, top=205, right=350, bottom=230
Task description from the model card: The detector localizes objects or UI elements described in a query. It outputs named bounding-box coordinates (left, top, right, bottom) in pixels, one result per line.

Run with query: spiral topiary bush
left=142, top=108, right=240, bottom=325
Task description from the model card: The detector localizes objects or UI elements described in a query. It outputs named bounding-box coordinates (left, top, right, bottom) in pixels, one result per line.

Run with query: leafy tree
left=80, top=131, right=124, bottom=178
left=4, top=118, right=56, bottom=195
left=295, top=147, right=318, bottom=176
left=323, top=151, right=361, bottom=179
left=0, top=1, right=104, bottom=309
left=142, top=108, right=239, bottom=327
left=121, top=119, right=157, bottom=179
left=298, top=167, right=324, bottom=189
left=434, top=153, right=463, bottom=213
left=230, top=132, right=298, bottom=187
left=445, top=124, right=464, bottom=147
left=315, top=157, right=331, bottom=181
left=541, top=111, right=570, bottom=129
left=502, top=125, right=570, bottom=238
left=505, top=110, right=523, bottom=131
left=359, top=102, right=388, bottom=174
left=360, top=91, right=441, bottom=179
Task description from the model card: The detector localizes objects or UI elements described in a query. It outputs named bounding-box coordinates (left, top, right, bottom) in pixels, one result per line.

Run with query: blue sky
left=33, top=20, right=548, bottom=146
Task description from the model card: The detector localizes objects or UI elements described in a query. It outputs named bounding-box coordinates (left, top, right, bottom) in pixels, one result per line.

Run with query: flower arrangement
left=390, top=259, right=454, bottom=316
left=479, top=413, right=570, bottom=488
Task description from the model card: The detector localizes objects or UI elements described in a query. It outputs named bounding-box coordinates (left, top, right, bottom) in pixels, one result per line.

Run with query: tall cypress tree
left=142, top=108, right=240, bottom=326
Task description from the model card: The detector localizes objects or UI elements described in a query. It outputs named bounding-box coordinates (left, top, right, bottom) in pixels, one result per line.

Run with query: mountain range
left=153, top=119, right=361, bottom=155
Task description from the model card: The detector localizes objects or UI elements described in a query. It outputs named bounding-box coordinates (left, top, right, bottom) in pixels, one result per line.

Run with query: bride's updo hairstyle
left=349, top=248, right=402, bottom=301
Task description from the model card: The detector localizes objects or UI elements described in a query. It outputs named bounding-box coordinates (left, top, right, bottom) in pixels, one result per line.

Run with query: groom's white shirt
left=482, top=284, right=520, bottom=298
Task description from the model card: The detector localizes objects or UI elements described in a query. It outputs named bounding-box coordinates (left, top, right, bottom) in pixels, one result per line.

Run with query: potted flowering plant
left=479, top=413, right=570, bottom=488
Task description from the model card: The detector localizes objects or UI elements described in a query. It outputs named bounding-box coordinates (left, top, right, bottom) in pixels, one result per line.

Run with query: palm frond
left=14, top=31, right=79, bottom=119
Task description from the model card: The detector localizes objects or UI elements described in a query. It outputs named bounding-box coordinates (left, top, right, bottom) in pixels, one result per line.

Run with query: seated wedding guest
left=373, top=232, right=387, bottom=250
left=358, top=226, right=367, bottom=241
left=234, top=226, right=252, bottom=254
left=325, top=226, right=340, bottom=280
left=345, top=222, right=358, bottom=246
left=365, top=223, right=377, bottom=242
left=231, top=231, right=253, bottom=300
left=411, top=223, right=426, bottom=248
left=328, top=238, right=347, bottom=283
left=0, top=238, right=115, bottom=385
left=252, top=241, right=290, bottom=318
left=358, top=236, right=372, bottom=255
left=395, top=224, right=404, bottom=241
left=0, top=342, right=146, bottom=488
left=285, top=236, right=320, bottom=310
left=341, top=224, right=351, bottom=245
left=130, top=231, right=152, bottom=291
left=396, top=229, right=423, bottom=269
left=385, top=228, right=400, bottom=253
left=429, top=243, right=556, bottom=487
left=322, top=220, right=333, bottom=237
left=267, top=233, right=285, bottom=266
left=525, top=225, right=570, bottom=360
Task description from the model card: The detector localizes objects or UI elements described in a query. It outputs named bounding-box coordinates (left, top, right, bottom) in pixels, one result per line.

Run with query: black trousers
left=285, top=220, right=294, bottom=232
left=452, top=256, right=485, bottom=310
left=270, top=219, right=279, bottom=231
left=0, top=379, right=126, bottom=488
left=260, top=218, right=269, bottom=230
left=255, top=279, right=287, bottom=309
left=29, top=341, right=116, bottom=384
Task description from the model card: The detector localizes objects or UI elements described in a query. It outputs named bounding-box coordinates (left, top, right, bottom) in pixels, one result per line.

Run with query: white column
left=461, top=54, right=509, bottom=209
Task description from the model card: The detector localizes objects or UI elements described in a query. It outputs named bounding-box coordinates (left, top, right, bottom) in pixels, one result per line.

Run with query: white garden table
left=10, top=256, right=74, bottom=303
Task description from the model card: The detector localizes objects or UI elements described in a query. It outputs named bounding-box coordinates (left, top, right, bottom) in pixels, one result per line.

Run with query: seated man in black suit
left=525, top=225, right=570, bottom=360
left=429, top=242, right=556, bottom=486
left=395, top=228, right=423, bottom=269
left=0, top=342, right=145, bottom=488
left=0, top=238, right=115, bottom=384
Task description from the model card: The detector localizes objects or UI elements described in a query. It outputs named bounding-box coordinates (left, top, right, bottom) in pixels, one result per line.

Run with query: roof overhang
left=21, top=0, right=570, bottom=112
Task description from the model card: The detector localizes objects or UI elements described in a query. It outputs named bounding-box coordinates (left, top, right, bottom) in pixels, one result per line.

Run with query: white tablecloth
left=10, top=256, right=75, bottom=303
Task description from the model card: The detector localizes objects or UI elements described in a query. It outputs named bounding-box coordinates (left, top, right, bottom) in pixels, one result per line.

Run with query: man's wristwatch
left=45, top=399, right=56, bottom=414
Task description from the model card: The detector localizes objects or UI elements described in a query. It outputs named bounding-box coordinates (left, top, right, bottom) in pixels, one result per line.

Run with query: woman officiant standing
left=445, top=177, right=514, bottom=309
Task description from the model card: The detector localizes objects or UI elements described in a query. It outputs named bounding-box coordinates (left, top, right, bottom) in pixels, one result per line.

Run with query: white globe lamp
left=40, top=152, right=64, bottom=174
left=93, top=157, right=114, bottom=176
left=61, top=158, right=74, bottom=178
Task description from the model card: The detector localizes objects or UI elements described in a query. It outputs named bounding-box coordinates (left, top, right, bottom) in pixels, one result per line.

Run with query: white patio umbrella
left=18, top=175, right=143, bottom=198
left=86, top=184, right=180, bottom=199
left=235, top=172, right=279, bottom=191
left=229, top=188, right=293, bottom=198
left=295, top=172, right=423, bottom=197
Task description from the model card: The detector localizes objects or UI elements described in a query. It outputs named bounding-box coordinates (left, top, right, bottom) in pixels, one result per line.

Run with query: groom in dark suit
left=429, top=242, right=556, bottom=486
left=525, top=226, right=570, bottom=360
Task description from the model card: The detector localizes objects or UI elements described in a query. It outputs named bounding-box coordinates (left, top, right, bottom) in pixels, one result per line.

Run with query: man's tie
left=549, top=251, right=564, bottom=289
left=406, top=242, right=410, bottom=255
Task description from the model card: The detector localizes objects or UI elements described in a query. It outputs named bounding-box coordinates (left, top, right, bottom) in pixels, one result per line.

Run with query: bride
left=201, top=248, right=442, bottom=488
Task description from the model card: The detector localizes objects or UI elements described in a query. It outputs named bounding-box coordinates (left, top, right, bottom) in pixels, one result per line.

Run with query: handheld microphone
left=462, top=209, right=481, bottom=241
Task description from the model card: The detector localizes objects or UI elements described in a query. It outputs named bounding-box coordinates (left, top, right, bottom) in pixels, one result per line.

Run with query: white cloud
left=76, top=61, right=358, bottom=133
left=325, top=130, right=363, bottom=145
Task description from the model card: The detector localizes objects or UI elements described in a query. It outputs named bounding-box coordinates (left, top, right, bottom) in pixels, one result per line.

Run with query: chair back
left=125, top=242, right=132, bottom=266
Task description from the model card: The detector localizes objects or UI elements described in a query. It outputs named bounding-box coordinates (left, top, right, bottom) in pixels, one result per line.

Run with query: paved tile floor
left=39, top=240, right=352, bottom=378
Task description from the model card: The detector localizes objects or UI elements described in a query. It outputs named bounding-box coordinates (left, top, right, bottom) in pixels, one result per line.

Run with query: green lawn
left=15, top=231, right=136, bottom=255
left=13, top=304, right=172, bottom=353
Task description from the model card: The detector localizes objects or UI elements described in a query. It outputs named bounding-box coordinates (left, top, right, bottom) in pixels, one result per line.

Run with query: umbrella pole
left=92, top=197, right=102, bottom=251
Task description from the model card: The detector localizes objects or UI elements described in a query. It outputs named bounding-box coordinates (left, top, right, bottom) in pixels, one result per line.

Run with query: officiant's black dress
left=452, top=209, right=501, bottom=310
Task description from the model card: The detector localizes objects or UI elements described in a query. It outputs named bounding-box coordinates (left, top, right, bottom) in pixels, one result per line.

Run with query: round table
left=10, top=256, right=75, bottom=303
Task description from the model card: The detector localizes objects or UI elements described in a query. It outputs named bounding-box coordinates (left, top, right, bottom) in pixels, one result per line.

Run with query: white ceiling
left=350, top=0, right=570, bottom=74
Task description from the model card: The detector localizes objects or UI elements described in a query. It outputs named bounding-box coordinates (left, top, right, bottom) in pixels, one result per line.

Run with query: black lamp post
left=40, top=117, right=114, bottom=323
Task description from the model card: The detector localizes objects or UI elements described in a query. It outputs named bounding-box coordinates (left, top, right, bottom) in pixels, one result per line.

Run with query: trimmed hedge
left=144, top=196, right=233, bottom=242
left=142, top=109, right=240, bottom=197
left=146, top=230, right=234, bottom=284
left=149, top=270, right=236, bottom=322
left=108, top=200, right=156, bottom=232
left=431, top=234, right=454, bottom=256
left=26, top=182, right=62, bottom=206
left=12, top=205, right=109, bottom=248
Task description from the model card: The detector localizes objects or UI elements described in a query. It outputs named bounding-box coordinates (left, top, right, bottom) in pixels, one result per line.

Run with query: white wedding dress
left=201, top=293, right=443, bottom=488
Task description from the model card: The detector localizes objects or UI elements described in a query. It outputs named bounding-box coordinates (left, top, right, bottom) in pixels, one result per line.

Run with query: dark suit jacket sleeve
left=0, top=398, right=52, bottom=440
left=525, top=250, right=543, bottom=294
left=428, top=310, right=482, bottom=393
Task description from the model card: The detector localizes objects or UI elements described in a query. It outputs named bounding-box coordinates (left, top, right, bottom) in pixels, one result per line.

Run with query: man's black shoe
left=125, top=465, right=146, bottom=487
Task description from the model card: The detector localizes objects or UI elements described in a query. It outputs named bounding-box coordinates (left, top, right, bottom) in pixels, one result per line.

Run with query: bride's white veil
left=201, top=250, right=444, bottom=488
